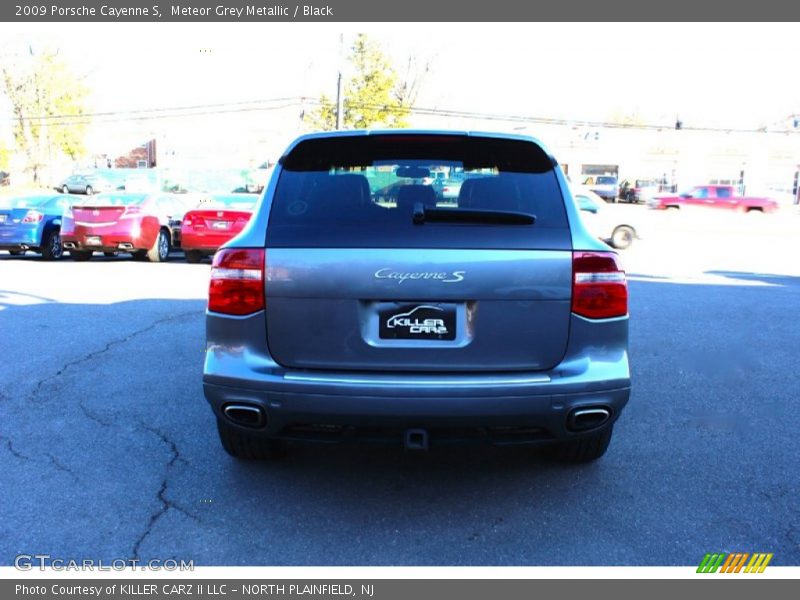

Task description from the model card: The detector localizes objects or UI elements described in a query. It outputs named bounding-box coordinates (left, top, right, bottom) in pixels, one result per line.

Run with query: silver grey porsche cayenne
left=203, top=130, right=630, bottom=462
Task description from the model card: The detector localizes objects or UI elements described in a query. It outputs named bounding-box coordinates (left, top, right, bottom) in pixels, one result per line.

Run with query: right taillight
left=120, top=205, right=143, bottom=219
left=571, top=251, right=628, bottom=319
left=208, top=248, right=265, bottom=315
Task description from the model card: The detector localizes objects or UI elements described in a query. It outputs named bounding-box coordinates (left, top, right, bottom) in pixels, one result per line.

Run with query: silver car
left=203, top=131, right=630, bottom=462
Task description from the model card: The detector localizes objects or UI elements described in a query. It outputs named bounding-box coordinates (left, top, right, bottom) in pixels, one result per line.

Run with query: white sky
left=1, top=22, right=799, bottom=154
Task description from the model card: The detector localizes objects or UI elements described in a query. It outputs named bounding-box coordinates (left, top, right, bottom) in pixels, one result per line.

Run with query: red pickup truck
left=649, top=185, right=779, bottom=213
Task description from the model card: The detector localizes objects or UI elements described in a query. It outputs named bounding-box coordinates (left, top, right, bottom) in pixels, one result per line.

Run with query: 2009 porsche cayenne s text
left=202, top=130, right=631, bottom=462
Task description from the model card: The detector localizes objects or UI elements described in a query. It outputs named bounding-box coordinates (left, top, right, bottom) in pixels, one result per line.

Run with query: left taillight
left=208, top=248, right=265, bottom=316
left=22, top=210, right=43, bottom=223
left=571, top=251, right=628, bottom=319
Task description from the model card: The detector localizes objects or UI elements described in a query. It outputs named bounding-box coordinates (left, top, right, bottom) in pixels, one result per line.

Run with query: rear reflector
left=208, top=248, right=265, bottom=315
left=571, top=251, right=628, bottom=319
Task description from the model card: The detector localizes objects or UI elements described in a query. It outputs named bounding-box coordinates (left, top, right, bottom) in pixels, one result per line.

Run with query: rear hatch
left=186, top=208, right=253, bottom=233
left=263, top=133, right=573, bottom=372
left=0, top=207, right=34, bottom=228
left=0, top=195, right=56, bottom=233
left=71, top=193, right=148, bottom=227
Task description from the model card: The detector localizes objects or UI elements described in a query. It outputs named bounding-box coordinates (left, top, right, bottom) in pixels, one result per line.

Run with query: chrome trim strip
left=283, top=373, right=551, bottom=386
left=573, top=408, right=610, bottom=418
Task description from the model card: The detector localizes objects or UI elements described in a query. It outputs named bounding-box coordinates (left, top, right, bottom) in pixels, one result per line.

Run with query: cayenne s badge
left=374, top=268, right=465, bottom=284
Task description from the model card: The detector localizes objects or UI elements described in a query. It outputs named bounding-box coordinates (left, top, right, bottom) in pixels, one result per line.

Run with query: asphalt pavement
left=1, top=209, right=799, bottom=566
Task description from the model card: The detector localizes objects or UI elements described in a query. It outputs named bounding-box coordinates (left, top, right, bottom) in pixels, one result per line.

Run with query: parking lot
left=1, top=207, right=799, bottom=566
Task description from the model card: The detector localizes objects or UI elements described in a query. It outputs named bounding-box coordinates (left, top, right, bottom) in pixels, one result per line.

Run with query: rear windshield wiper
left=412, top=203, right=536, bottom=225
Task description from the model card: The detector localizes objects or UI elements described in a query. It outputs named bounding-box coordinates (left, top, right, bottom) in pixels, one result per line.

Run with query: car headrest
left=396, top=185, right=437, bottom=213
left=461, top=176, right=522, bottom=211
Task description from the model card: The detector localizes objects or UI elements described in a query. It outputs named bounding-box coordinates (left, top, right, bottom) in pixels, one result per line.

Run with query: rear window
left=266, top=134, right=569, bottom=249
left=596, top=176, right=617, bottom=185
left=0, top=195, right=58, bottom=209
left=195, top=195, right=258, bottom=211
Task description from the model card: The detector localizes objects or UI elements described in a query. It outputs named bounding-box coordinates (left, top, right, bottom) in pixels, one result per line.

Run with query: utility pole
left=335, top=34, right=344, bottom=130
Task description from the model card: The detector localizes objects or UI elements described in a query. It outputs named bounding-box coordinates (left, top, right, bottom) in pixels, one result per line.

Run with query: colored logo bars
left=697, top=552, right=773, bottom=573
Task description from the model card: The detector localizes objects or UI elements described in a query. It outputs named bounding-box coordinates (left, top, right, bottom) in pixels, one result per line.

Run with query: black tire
left=216, top=418, right=287, bottom=460
left=184, top=249, right=204, bottom=263
left=610, top=225, right=635, bottom=250
left=69, top=249, right=93, bottom=261
left=9, top=250, right=25, bottom=256
left=544, top=426, right=614, bottom=463
left=103, top=251, right=119, bottom=257
left=85, top=185, right=93, bottom=195
left=132, top=250, right=148, bottom=261
left=146, top=229, right=170, bottom=262
left=40, top=229, right=63, bottom=260
left=61, top=185, right=69, bottom=194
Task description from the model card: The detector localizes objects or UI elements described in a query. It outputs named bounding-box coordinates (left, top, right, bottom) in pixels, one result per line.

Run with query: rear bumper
left=180, top=231, right=230, bottom=252
left=203, top=311, right=631, bottom=445
left=61, top=225, right=157, bottom=252
left=0, top=225, right=43, bottom=248
left=204, top=381, right=629, bottom=445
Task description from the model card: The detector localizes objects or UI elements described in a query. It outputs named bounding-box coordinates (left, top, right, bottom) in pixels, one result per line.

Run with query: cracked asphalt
left=1, top=209, right=799, bottom=566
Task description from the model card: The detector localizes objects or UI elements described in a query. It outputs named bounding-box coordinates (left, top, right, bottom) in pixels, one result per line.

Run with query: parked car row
left=0, top=191, right=259, bottom=262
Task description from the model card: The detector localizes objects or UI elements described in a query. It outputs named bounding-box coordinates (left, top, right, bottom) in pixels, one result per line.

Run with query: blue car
left=0, top=194, right=72, bottom=260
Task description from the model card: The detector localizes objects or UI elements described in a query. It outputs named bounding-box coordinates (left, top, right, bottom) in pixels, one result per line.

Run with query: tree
left=308, top=34, right=414, bottom=131
left=1, top=48, right=90, bottom=183
left=0, top=139, right=10, bottom=171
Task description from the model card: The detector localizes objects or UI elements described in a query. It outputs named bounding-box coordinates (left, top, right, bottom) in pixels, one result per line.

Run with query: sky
left=1, top=22, right=799, bottom=158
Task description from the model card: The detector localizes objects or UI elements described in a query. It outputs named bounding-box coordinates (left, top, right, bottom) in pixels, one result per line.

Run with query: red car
left=649, top=185, right=779, bottom=213
left=61, top=193, right=188, bottom=262
left=180, top=194, right=258, bottom=263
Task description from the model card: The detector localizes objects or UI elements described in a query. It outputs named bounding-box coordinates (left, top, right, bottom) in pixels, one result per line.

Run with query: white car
left=572, top=186, right=641, bottom=249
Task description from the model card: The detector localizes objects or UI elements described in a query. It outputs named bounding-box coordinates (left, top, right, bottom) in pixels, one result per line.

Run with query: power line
left=4, top=96, right=305, bottom=122
left=6, top=95, right=800, bottom=135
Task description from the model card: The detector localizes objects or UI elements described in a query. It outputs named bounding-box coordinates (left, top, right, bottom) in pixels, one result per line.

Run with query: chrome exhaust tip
left=118, top=243, right=134, bottom=250
left=567, top=407, right=611, bottom=432
left=63, top=242, right=75, bottom=249
left=223, top=404, right=266, bottom=428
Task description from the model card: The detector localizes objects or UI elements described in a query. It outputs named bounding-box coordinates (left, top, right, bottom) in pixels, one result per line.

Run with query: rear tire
left=147, top=229, right=170, bottom=262
left=216, top=418, right=287, bottom=460
left=132, top=250, right=148, bottom=261
left=9, top=250, right=25, bottom=256
left=103, top=251, right=119, bottom=258
left=69, top=249, right=93, bottom=261
left=184, top=249, right=203, bottom=263
left=40, top=229, right=63, bottom=260
left=544, top=426, right=613, bottom=463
